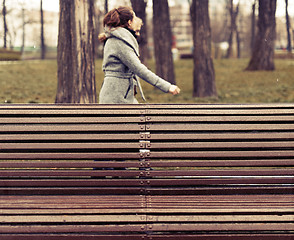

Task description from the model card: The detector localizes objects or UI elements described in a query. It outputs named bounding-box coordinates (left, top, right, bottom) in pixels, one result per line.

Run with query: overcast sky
left=28, top=0, right=294, bottom=17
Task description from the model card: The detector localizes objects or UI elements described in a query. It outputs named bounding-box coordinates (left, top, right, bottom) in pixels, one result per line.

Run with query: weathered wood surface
left=0, top=104, right=293, bottom=239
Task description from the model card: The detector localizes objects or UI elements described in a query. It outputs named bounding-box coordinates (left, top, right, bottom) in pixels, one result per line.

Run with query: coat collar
left=105, top=27, right=140, bottom=57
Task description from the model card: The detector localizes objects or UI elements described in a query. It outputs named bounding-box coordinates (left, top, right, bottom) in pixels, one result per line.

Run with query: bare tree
left=190, top=0, right=216, bottom=98
left=2, top=0, right=8, bottom=48
left=20, top=7, right=26, bottom=54
left=105, top=0, right=108, bottom=14
left=285, top=0, right=292, bottom=55
left=40, top=0, right=46, bottom=59
left=19, top=1, right=36, bottom=54
left=130, top=0, right=149, bottom=64
left=56, top=0, right=97, bottom=103
left=152, top=0, right=176, bottom=84
left=246, top=0, right=277, bottom=71
left=226, top=0, right=240, bottom=58
left=250, top=0, right=257, bottom=55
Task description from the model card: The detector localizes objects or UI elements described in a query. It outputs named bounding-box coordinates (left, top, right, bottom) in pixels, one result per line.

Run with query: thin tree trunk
left=190, top=0, right=216, bottom=98
left=56, top=0, right=97, bottom=103
left=40, top=0, right=46, bottom=59
left=285, top=0, right=292, bottom=55
left=152, top=0, right=175, bottom=84
left=130, top=0, right=149, bottom=65
left=246, top=0, right=277, bottom=71
left=2, top=0, right=7, bottom=49
left=21, top=8, right=25, bottom=54
left=251, top=0, right=256, bottom=55
left=104, top=0, right=108, bottom=14
left=226, top=0, right=239, bottom=58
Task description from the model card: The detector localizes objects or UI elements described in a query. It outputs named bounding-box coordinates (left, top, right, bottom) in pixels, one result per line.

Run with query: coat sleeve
left=115, top=39, right=172, bottom=93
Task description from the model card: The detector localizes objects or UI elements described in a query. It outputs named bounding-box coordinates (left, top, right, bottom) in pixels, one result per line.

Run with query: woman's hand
left=169, top=85, right=181, bottom=95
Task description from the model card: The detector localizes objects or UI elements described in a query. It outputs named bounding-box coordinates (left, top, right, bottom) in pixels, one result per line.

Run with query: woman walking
left=98, top=6, right=180, bottom=104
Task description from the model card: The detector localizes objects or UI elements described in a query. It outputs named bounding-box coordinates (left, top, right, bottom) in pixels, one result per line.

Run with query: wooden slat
left=0, top=223, right=293, bottom=233
left=146, top=187, right=293, bottom=195
left=0, top=235, right=145, bottom=240
left=0, top=142, right=143, bottom=150
left=145, top=115, right=294, bottom=122
left=0, top=116, right=143, bottom=124
left=0, top=124, right=143, bottom=132
left=148, top=150, right=294, bottom=159
left=147, top=141, right=294, bottom=149
left=146, top=108, right=294, bottom=115
left=146, top=169, right=294, bottom=176
left=0, top=170, right=143, bottom=177
left=0, top=152, right=141, bottom=160
left=0, top=133, right=145, bottom=141
left=148, top=132, right=294, bottom=140
left=0, top=187, right=144, bottom=195
left=0, top=215, right=146, bottom=223
left=144, top=178, right=294, bottom=185
left=147, top=123, right=294, bottom=131
left=146, top=103, right=294, bottom=109
left=149, top=223, right=294, bottom=231
left=146, top=160, right=294, bottom=167
left=2, top=159, right=291, bottom=169
left=0, top=161, right=142, bottom=168
left=0, top=179, right=144, bottom=187
left=0, top=224, right=146, bottom=233
left=136, top=235, right=294, bottom=240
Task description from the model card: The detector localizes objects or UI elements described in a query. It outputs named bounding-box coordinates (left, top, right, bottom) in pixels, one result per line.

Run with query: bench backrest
left=0, top=104, right=293, bottom=196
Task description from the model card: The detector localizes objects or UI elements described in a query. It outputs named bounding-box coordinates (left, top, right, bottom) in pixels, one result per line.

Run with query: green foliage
left=0, top=48, right=21, bottom=61
left=0, top=58, right=293, bottom=104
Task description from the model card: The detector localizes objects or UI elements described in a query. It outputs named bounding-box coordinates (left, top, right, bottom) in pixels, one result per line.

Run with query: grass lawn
left=0, top=58, right=293, bottom=104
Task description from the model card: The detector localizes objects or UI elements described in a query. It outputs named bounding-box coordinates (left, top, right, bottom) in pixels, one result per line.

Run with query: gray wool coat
left=99, top=27, right=171, bottom=104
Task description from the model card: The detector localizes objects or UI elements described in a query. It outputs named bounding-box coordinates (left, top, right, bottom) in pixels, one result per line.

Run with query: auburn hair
left=99, top=6, right=134, bottom=42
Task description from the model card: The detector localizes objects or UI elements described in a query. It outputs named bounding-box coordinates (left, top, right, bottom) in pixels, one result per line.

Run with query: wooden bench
left=0, top=104, right=293, bottom=240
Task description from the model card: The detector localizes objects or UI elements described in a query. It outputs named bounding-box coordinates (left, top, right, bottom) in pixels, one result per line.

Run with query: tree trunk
left=190, top=0, right=216, bottom=98
left=245, top=0, right=277, bottom=71
left=250, top=0, right=256, bottom=55
left=40, top=0, right=46, bottom=59
left=56, top=0, right=97, bottom=103
left=21, top=8, right=25, bottom=54
left=226, top=0, right=240, bottom=58
left=152, top=0, right=175, bottom=84
left=130, top=0, right=149, bottom=65
left=2, top=0, right=7, bottom=49
left=104, top=0, right=108, bottom=14
left=285, top=0, right=292, bottom=55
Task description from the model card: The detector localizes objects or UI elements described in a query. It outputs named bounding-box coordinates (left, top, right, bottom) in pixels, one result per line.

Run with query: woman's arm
left=115, top=39, right=180, bottom=94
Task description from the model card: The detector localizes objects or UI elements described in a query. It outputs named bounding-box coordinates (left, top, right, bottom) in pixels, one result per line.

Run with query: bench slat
left=148, top=132, right=294, bottom=140
left=146, top=115, right=294, bottom=122
left=0, top=133, right=145, bottom=141
left=146, top=123, right=294, bottom=131
left=1, top=177, right=292, bottom=187
left=0, top=124, right=143, bottom=132
left=0, top=116, right=143, bottom=123
left=148, top=150, right=294, bottom=158
left=0, top=159, right=292, bottom=168
left=0, top=152, right=141, bottom=159
left=147, top=141, right=294, bottom=149
left=0, top=142, right=143, bottom=150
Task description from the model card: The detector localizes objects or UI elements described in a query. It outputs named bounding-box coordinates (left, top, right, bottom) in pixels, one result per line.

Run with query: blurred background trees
left=0, top=0, right=293, bottom=103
